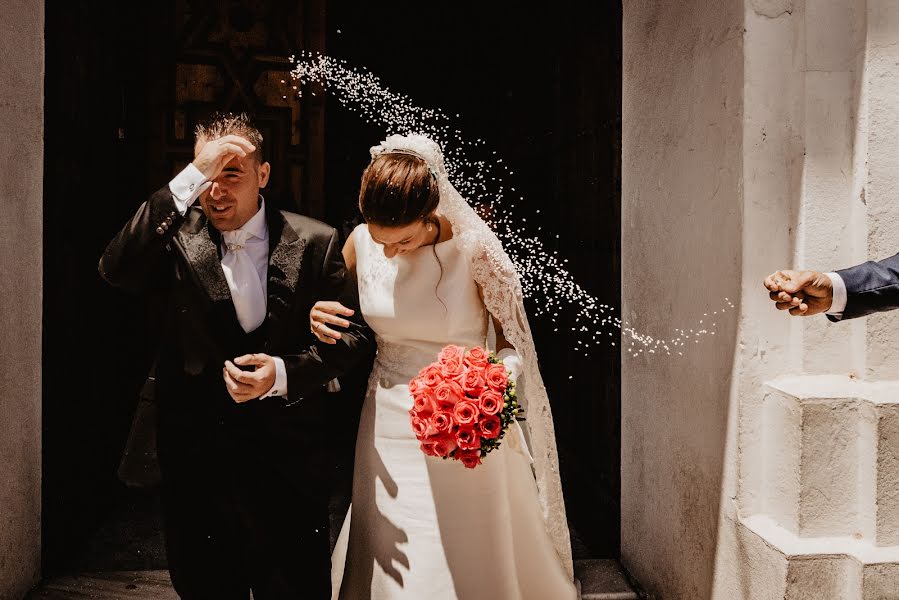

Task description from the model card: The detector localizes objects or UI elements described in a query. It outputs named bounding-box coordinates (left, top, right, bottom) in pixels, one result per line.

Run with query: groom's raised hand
left=193, top=135, right=256, bottom=181
left=223, top=354, right=277, bottom=402
left=763, top=269, right=834, bottom=316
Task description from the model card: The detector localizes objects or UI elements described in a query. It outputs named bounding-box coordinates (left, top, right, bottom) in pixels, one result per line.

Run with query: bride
left=310, top=134, right=576, bottom=600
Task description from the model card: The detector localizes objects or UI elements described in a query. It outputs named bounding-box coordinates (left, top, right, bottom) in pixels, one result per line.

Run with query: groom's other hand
left=223, top=354, right=277, bottom=402
left=763, top=269, right=834, bottom=316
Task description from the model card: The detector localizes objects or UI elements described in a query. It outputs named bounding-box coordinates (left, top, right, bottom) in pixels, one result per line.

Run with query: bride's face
left=368, top=220, right=434, bottom=258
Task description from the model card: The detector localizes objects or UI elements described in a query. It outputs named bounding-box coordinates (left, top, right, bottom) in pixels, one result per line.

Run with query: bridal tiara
left=371, top=147, right=438, bottom=180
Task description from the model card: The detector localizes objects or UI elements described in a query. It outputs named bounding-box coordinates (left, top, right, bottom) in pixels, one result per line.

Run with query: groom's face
left=195, top=138, right=271, bottom=232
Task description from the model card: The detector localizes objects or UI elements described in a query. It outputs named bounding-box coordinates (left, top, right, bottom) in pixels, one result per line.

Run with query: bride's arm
left=342, top=232, right=357, bottom=278
left=310, top=235, right=357, bottom=344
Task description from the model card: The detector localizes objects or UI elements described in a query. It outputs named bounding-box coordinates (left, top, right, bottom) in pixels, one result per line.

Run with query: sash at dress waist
left=374, top=338, right=484, bottom=381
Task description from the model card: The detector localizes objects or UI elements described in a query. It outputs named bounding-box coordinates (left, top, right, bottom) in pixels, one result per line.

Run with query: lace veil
left=370, top=134, right=574, bottom=579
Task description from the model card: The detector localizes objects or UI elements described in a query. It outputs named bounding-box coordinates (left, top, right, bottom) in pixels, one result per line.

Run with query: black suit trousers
left=158, top=394, right=334, bottom=600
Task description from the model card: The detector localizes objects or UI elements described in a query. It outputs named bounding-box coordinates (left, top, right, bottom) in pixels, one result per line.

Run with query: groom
left=100, top=113, right=373, bottom=599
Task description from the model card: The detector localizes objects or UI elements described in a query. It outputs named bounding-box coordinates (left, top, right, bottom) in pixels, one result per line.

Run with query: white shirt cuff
left=168, top=163, right=210, bottom=215
left=261, top=356, right=288, bottom=399
left=825, top=272, right=847, bottom=318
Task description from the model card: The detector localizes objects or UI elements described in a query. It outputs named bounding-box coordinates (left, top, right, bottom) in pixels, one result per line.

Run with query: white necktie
left=221, top=229, right=266, bottom=333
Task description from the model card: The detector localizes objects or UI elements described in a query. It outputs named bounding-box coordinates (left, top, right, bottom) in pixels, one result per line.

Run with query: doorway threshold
left=575, top=559, right=640, bottom=600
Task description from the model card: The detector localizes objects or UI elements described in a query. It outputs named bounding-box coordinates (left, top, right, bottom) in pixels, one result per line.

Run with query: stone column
left=621, top=1, right=744, bottom=598
left=0, top=0, right=43, bottom=597
left=863, top=0, right=899, bottom=380
left=729, top=1, right=899, bottom=597
left=624, top=0, right=899, bottom=598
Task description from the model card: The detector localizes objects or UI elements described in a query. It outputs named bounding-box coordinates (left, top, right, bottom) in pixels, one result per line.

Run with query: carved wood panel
left=163, top=0, right=325, bottom=216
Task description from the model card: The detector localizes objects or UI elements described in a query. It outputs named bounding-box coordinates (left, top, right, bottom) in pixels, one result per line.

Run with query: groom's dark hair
left=194, top=112, right=265, bottom=164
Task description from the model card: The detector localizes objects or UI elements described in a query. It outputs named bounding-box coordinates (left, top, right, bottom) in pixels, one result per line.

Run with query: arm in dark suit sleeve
left=832, top=252, right=899, bottom=320
left=98, top=187, right=185, bottom=294
left=282, top=230, right=375, bottom=399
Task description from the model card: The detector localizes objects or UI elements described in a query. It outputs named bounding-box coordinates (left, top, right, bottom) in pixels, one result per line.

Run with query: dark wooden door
left=152, top=0, right=326, bottom=216
left=44, top=0, right=621, bottom=572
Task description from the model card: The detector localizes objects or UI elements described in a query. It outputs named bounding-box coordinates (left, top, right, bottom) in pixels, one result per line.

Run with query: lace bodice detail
left=353, top=224, right=487, bottom=377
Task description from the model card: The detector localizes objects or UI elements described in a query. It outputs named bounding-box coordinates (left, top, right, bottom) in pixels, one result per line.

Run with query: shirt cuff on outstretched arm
left=261, top=356, right=288, bottom=399
left=825, top=272, right=847, bottom=319
left=168, top=163, right=210, bottom=215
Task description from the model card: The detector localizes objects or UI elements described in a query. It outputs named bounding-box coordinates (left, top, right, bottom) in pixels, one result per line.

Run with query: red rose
left=438, top=345, right=465, bottom=364
left=412, top=388, right=437, bottom=415
left=461, top=367, right=486, bottom=398
left=455, top=426, right=482, bottom=451
left=431, top=411, right=454, bottom=435
left=440, top=356, right=466, bottom=383
left=485, top=363, right=509, bottom=392
left=409, top=378, right=420, bottom=394
left=478, top=415, right=502, bottom=439
left=419, top=364, right=444, bottom=388
left=433, top=380, right=464, bottom=410
left=435, top=400, right=456, bottom=413
left=453, top=401, right=479, bottom=426
left=478, top=390, right=504, bottom=416
left=455, top=449, right=482, bottom=469
left=411, top=416, right=429, bottom=439
left=421, top=441, right=439, bottom=457
left=431, top=436, right=458, bottom=458
left=464, top=346, right=490, bottom=369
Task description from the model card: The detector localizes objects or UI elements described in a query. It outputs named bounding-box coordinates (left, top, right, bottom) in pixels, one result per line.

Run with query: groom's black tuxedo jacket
left=829, top=252, right=899, bottom=321
left=99, top=186, right=375, bottom=454
left=100, top=186, right=374, bottom=594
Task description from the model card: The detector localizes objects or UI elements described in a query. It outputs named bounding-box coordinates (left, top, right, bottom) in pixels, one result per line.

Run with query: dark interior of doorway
left=41, top=0, right=621, bottom=575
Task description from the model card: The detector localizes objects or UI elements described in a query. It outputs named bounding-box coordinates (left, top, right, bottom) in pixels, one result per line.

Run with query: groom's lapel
left=176, top=208, right=233, bottom=304
left=265, top=208, right=305, bottom=345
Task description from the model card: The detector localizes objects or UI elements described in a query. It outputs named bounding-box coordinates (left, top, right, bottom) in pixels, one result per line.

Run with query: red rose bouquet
left=409, top=345, right=520, bottom=469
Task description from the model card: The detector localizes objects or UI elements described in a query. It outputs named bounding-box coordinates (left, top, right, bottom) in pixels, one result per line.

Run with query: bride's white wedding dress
left=330, top=224, right=576, bottom=600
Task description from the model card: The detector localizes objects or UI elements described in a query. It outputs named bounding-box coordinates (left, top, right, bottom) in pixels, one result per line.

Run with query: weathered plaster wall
left=863, top=0, right=899, bottom=380
left=625, top=0, right=899, bottom=598
left=0, top=0, right=43, bottom=597
left=621, top=1, right=743, bottom=597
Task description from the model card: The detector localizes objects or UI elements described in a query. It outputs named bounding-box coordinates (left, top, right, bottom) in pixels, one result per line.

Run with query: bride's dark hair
left=358, top=153, right=439, bottom=226
left=359, top=152, right=446, bottom=311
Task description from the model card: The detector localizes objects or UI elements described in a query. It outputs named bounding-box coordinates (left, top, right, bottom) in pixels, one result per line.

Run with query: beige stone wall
left=863, top=0, right=899, bottom=379
left=621, top=1, right=744, bottom=597
left=0, top=0, right=43, bottom=597
left=624, top=0, right=899, bottom=598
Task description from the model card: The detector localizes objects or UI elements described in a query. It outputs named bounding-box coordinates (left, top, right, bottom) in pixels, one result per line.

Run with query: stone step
left=762, top=375, right=899, bottom=545
left=31, top=564, right=639, bottom=600
left=740, top=514, right=899, bottom=600
left=574, top=559, right=639, bottom=600
left=27, top=570, right=179, bottom=599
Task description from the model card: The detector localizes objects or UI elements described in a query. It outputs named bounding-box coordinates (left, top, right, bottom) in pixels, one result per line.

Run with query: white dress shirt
left=825, top=272, right=848, bottom=320
left=169, top=164, right=288, bottom=399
